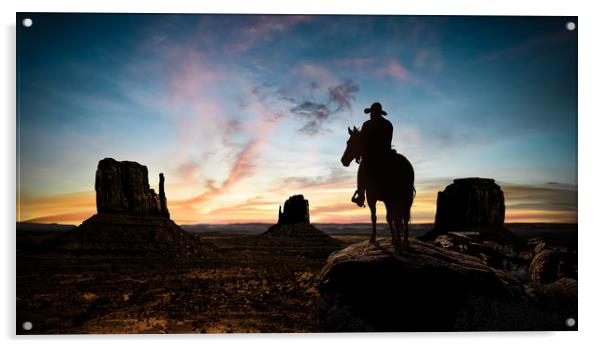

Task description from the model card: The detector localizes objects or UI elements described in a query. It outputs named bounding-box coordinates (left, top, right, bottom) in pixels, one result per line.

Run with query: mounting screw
left=566, top=21, right=576, bottom=31
left=565, top=317, right=576, bottom=327
left=22, top=18, right=33, bottom=28
left=22, top=321, right=33, bottom=331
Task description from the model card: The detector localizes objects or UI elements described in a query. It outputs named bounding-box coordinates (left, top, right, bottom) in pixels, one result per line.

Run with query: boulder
left=525, top=277, right=577, bottom=321
left=318, top=237, right=519, bottom=331
left=529, top=249, right=561, bottom=283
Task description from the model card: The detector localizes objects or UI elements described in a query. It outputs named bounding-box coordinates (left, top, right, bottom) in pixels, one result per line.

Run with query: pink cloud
left=413, top=49, right=443, bottom=72
left=174, top=138, right=269, bottom=206
left=376, top=60, right=410, bottom=80
left=175, top=160, right=199, bottom=180
left=292, top=63, right=338, bottom=88
left=370, top=59, right=455, bottom=105
left=223, top=15, right=312, bottom=54
left=129, top=36, right=284, bottom=216
left=334, top=57, right=376, bottom=67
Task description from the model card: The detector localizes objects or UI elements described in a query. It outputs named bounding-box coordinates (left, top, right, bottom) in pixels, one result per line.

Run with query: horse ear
left=348, top=127, right=353, bottom=135
left=353, top=126, right=358, bottom=132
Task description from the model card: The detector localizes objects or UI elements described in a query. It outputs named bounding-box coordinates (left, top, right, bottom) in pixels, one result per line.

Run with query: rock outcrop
left=525, top=277, right=577, bottom=312
left=318, top=237, right=517, bottom=331
left=260, top=195, right=340, bottom=249
left=54, top=158, right=208, bottom=258
left=422, top=178, right=521, bottom=245
left=318, top=237, right=575, bottom=331
left=95, top=158, right=169, bottom=217
left=528, top=249, right=561, bottom=284
left=278, top=194, right=309, bottom=224
left=435, top=178, right=505, bottom=229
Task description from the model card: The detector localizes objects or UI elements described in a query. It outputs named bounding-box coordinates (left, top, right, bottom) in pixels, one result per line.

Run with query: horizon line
left=17, top=220, right=578, bottom=226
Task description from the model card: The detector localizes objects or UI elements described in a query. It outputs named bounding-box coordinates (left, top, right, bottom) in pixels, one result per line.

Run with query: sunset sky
left=17, top=14, right=577, bottom=225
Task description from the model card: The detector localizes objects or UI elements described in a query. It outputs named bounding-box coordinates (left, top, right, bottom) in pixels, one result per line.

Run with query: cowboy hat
left=364, top=102, right=387, bottom=116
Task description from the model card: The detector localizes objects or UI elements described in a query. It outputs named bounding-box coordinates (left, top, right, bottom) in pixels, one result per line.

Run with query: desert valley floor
left=16, top=223, right=577, bottom=334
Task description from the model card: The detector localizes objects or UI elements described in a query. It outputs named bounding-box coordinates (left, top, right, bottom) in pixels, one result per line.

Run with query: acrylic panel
left=16, top=13, right=577, bottom=334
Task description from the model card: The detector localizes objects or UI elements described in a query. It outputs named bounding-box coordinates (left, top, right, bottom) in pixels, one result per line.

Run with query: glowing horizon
left=17, top=14, right=577, bottom=226
left=17, top=178, right=577, bottom=225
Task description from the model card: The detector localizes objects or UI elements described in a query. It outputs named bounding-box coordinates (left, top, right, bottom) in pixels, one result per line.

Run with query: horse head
left=341, top=126, right=362, bottom=167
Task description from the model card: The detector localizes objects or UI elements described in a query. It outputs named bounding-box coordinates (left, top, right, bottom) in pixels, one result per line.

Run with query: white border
left=3, top=1, right=601, bottom=347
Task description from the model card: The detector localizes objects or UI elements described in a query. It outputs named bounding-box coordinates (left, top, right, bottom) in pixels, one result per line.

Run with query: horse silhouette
left=341, top=126, right=415, bottom=247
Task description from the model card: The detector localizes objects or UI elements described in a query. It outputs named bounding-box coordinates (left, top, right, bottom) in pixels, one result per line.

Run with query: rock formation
left=278, top=194, right=309, bottom=224
left=318, top=237, right=517, bottom=331
left=318, top=237, right=576, bottom=331
left=261, top=223, right=339, bottom=246
left=525, top=277, right=577, bottom=315
left=159, top=173, right=170, bottom=218
left=435, top=178, right=505, bottom=230
left=421, top=178, right=521, bottom=245
left=54, top=158, right=208, bottom=258
left=95, top=158, right=169, bottom=217
left=260, top=195, right=340, bottom=249
left=529, top=249, right=562, bottom=284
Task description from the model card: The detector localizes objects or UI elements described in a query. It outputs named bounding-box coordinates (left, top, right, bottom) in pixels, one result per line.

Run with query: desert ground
left=16, top=223, right=576, bottom=334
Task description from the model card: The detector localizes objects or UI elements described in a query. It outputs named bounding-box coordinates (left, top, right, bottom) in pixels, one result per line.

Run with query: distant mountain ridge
left=17, top=222, right=76, bottom=233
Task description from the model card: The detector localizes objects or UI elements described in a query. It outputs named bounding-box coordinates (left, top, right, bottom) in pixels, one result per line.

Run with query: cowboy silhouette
left=351, top=102, right=394, bottom=207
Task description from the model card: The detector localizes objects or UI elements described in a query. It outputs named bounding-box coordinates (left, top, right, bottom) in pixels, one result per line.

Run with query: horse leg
left=368, top=198, right=377, bottom=243
left=393, top=218, right=403, bottom=249
left=385, top=201, right=400, bottom=247
left=386, top=208, right=395, bottom=243
left=393, top=204, right=406, bottom=247
left=401, top=203, right=411, bottom=248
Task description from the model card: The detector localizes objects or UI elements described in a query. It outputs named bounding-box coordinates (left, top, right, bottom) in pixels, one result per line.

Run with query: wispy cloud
left=472, top=31, right=573, bottom=64
left=118, top=33, right=286, bottom=218
left=503, top=182, right=577, bottom=212
left=335, top=56, right=453, bottom=104
left=17, top=15, right=577, bottom=226
left=414, top=49, right=444, bottom=72
left=334, top=57, right=376, bottom=67
left=376, top=60, right=410, bottom=80
left=172, top=131, right=273, bottom=210
left=275, top=167, right=353, bottom=192
left=222, top=15, right=312, bottom=54
left=251, top=75, right=360, bottom=135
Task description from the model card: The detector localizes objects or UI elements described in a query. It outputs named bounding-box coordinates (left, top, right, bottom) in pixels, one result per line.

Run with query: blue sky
left=17, top=14, right=577, bottom=224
